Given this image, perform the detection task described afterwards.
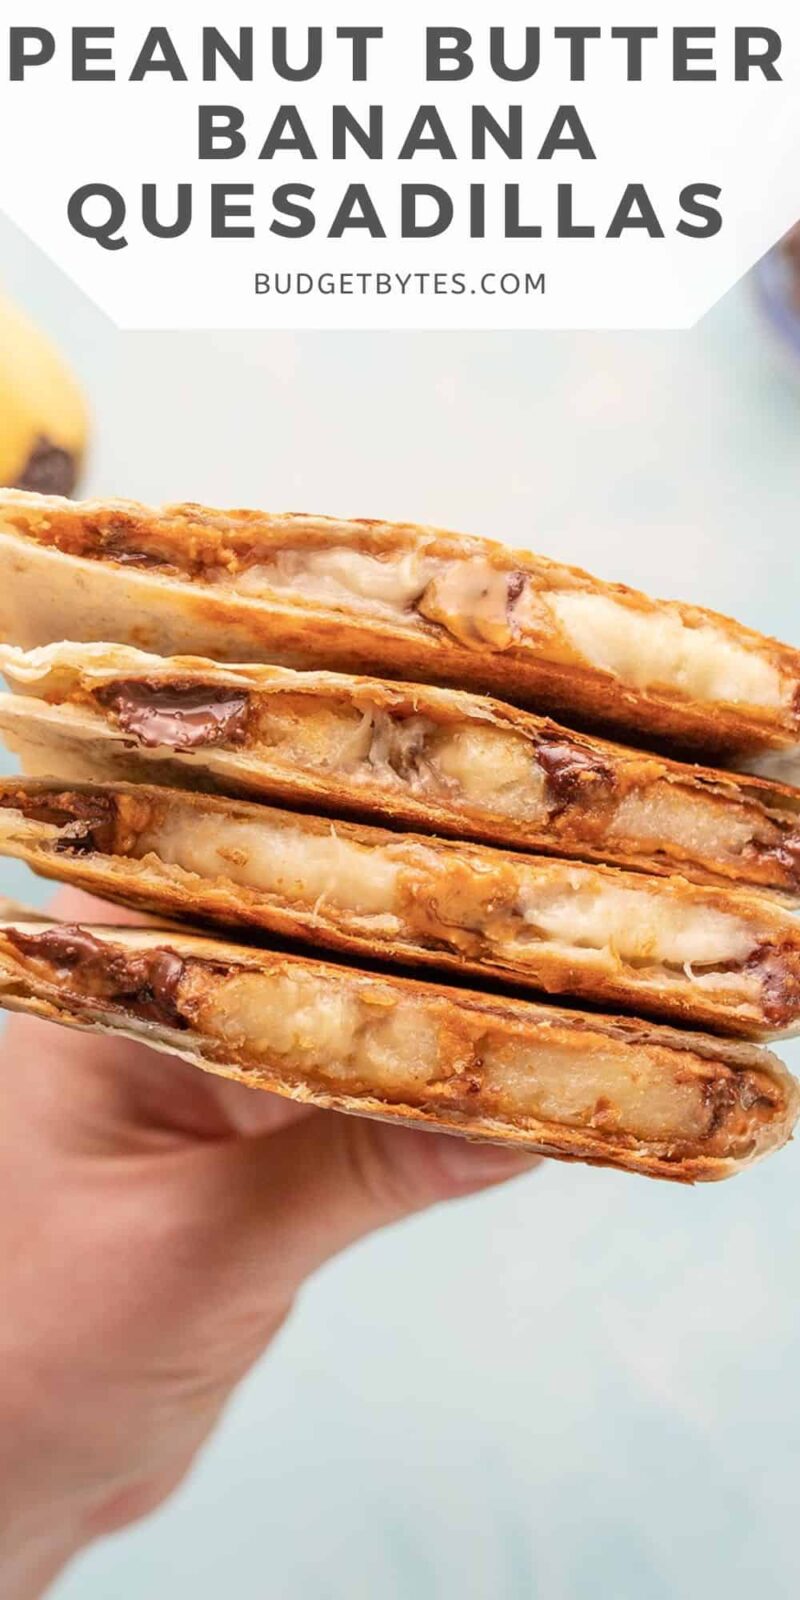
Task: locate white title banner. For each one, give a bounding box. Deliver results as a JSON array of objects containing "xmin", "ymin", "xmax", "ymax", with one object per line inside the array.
[{"xmin": 0, "ymin": 1, "xmax": 798, "ymax": 329}]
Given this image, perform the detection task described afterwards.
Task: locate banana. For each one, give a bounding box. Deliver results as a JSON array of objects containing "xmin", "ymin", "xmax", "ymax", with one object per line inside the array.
[{"xmin": 0, "ymin": 290, "xmax": 88, "ymax": 496}]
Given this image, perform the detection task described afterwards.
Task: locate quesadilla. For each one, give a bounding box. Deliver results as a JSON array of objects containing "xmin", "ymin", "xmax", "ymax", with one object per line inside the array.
[
  {"xmin": 1, "ymin": 777, "xmax": 798, "ymax": 1039},
  {"xmin": 2, "ymin": 643, "xmax": 799, "ymax": 904},
  {"xmin": 0, "ymin": 908, "xmax": 795, "ymax": 1183},
  {"xmin": 0, "ymin": 492, "xmax": 796, "ymax": 776}
]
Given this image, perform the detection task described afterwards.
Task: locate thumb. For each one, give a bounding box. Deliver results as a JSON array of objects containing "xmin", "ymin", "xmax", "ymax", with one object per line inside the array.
[{"xmin": 196, "ymin": 1107, "xmax": 540, "ymax": 1293}]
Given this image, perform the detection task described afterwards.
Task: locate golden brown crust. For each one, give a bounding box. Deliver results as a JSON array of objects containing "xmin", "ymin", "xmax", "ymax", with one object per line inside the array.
[
  {"xmin": 2, "ymin": 643, "xmax": 800, "ymax": 900},
  {"xmin": 0, "ymin": 911, "xmax": 795, "ymax": 1184},
  {"xmin": 1, "ymin": 775, "xmax": 799, "ymax": 1039},
  {"xmin": 0, "ymin": 493, "xmax": 797, "ymax": 770}
]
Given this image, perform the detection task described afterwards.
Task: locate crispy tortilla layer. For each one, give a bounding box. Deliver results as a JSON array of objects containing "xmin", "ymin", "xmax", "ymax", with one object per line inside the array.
[
  {"xmin": 0, "ymin": 494, "xmax": 797, "ymax": 763},
  {"xmin": 2, "ymin": 781, "xmax": 800, "ymax": 1038},
  {"xmin": 1, "ymin": 643, "xmax": 799, "ymax": 899},
  {"xmin": 0, "ymin": 919, "xmax": 796, "ymax": 1181}
]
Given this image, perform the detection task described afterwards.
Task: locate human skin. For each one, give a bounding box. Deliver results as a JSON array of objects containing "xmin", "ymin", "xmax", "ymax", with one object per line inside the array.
[{"xmin": 0, "ymin": 889, "xmax": 539, "ymax": 1599}]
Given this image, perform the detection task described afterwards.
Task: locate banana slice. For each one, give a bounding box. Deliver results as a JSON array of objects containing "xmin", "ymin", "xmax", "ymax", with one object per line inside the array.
[{"xmin": 0, "ymin": 290, "xmax": 88, "ymax": 495}]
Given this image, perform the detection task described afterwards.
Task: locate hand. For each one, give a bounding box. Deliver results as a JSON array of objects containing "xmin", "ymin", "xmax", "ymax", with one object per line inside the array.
[{"xmin": 0, "ymin": 890, "xmax": 538, "ymax": 1599}]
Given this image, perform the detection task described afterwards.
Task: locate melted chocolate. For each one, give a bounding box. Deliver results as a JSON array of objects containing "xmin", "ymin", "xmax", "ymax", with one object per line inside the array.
[
  {"xmin": 700, "ymin": 1069, "xmax": 778, "ymax": 1139},
  {"xmin": 103, "ymin": 542, "xmax": 165, "ymax": 568},
  {"xmin": 0, "ymin": 789, "xmax": 117, "ymax": 854},
  {"xmin": 699, "ymin": 1074, "xmax": 741, "ymax": 1138},
  {"xmin": 745, "ymin": 943, "xmax": 800, "ymax": 1029},
  {"xmin": 94, "ymin": 680, "xmax": 250, "ymax": 751},
  {"xmin": 6, "ymin": 925, "xmax": 188, "ymax": 1029},
  {"xmin": 506, "ymin": 571, "xmax": 527, "ymax": 608},
  {"xmin": 768, "ymin": 832, "xmax": 800, "ymax": 891},
  {"xmin": 14, "ymin": 435, "xmax": 79, "ymax": 497},
  {"xmin": 536, "ymin": 740, "xmax": 615, "ymax": 807}
]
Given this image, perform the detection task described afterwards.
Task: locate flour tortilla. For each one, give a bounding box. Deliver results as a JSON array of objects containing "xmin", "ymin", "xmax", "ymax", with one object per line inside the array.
[
  {"xmin": 0, "ymin": 907, "xmax": 796, "ymax": 1183},
  {"xmin": 0, "ymin": 492, "xmax": 797, "ymax": 774},
  {"xmin": 1, "ymin": 642, "xmax": 799, "ymax": 902},
  {"xmin": 1, "ymin": 775, "xmax": 799, "ymax": 1040}
]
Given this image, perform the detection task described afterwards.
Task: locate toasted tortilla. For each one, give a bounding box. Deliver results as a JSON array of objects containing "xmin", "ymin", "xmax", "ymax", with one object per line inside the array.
[
  {"xmin": 2, "ymin": 642, "xmax": 800, "ymax": 904},
  {"xmin": 1, "ymin": 776, "xmax": 799, "ymax": 1040},
  {"xmin": 0, "ymin": 908, "xmax": 795, "ymax": 1183},
  {"xmin": 0, "ymin": 492, "xmax": 797, "ymax": 774}
]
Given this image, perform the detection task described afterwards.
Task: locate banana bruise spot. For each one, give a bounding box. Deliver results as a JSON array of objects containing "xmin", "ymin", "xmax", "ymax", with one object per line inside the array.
[{"xmin": 13, "ymin": 436, "xmax": 80, "ymax": 498}]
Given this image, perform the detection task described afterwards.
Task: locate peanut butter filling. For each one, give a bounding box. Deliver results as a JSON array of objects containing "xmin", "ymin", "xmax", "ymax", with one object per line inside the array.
[
  {"xmin": 11, "ymin": 504, "xmax": 794, "ymax": 716},
  {"xmin": 3, "ymin": 785, "xmax": 800, "ymax": 1031},
  {"xmin": 1, "ymin": 637, "xmax": 799, "ymax": 897},
  {"xmin": 82, "ymin": 681, "xmax": 800, "ymax": 893},
  {"xmin": 1, "ymin": 923, "xmax": 790, "ymax": 1164}
]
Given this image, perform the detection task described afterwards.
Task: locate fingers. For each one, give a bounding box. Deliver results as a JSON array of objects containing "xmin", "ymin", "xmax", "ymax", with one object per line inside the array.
[
  {"xmin": 8, "ymin": 888, "xmax": 311, "ymax": 1142},
  {"xmin": 193, "ymin": 1106, "xmax": 540, "ymax": 1293},
  {"xmin": 27, "ymin": 884, "xmax": 540, "ymax": 1289}
]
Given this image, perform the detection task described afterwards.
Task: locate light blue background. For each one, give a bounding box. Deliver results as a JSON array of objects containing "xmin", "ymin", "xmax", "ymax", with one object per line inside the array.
[{"xmin": 1, "ymin": 214, "xmax": 798, "ymax": 1599}]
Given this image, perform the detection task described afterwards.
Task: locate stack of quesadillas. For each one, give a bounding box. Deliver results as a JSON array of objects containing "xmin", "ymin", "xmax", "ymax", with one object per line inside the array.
[{"xmin": 0, "ymin": 489, "xmax": 797, "ymax": 1182}]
